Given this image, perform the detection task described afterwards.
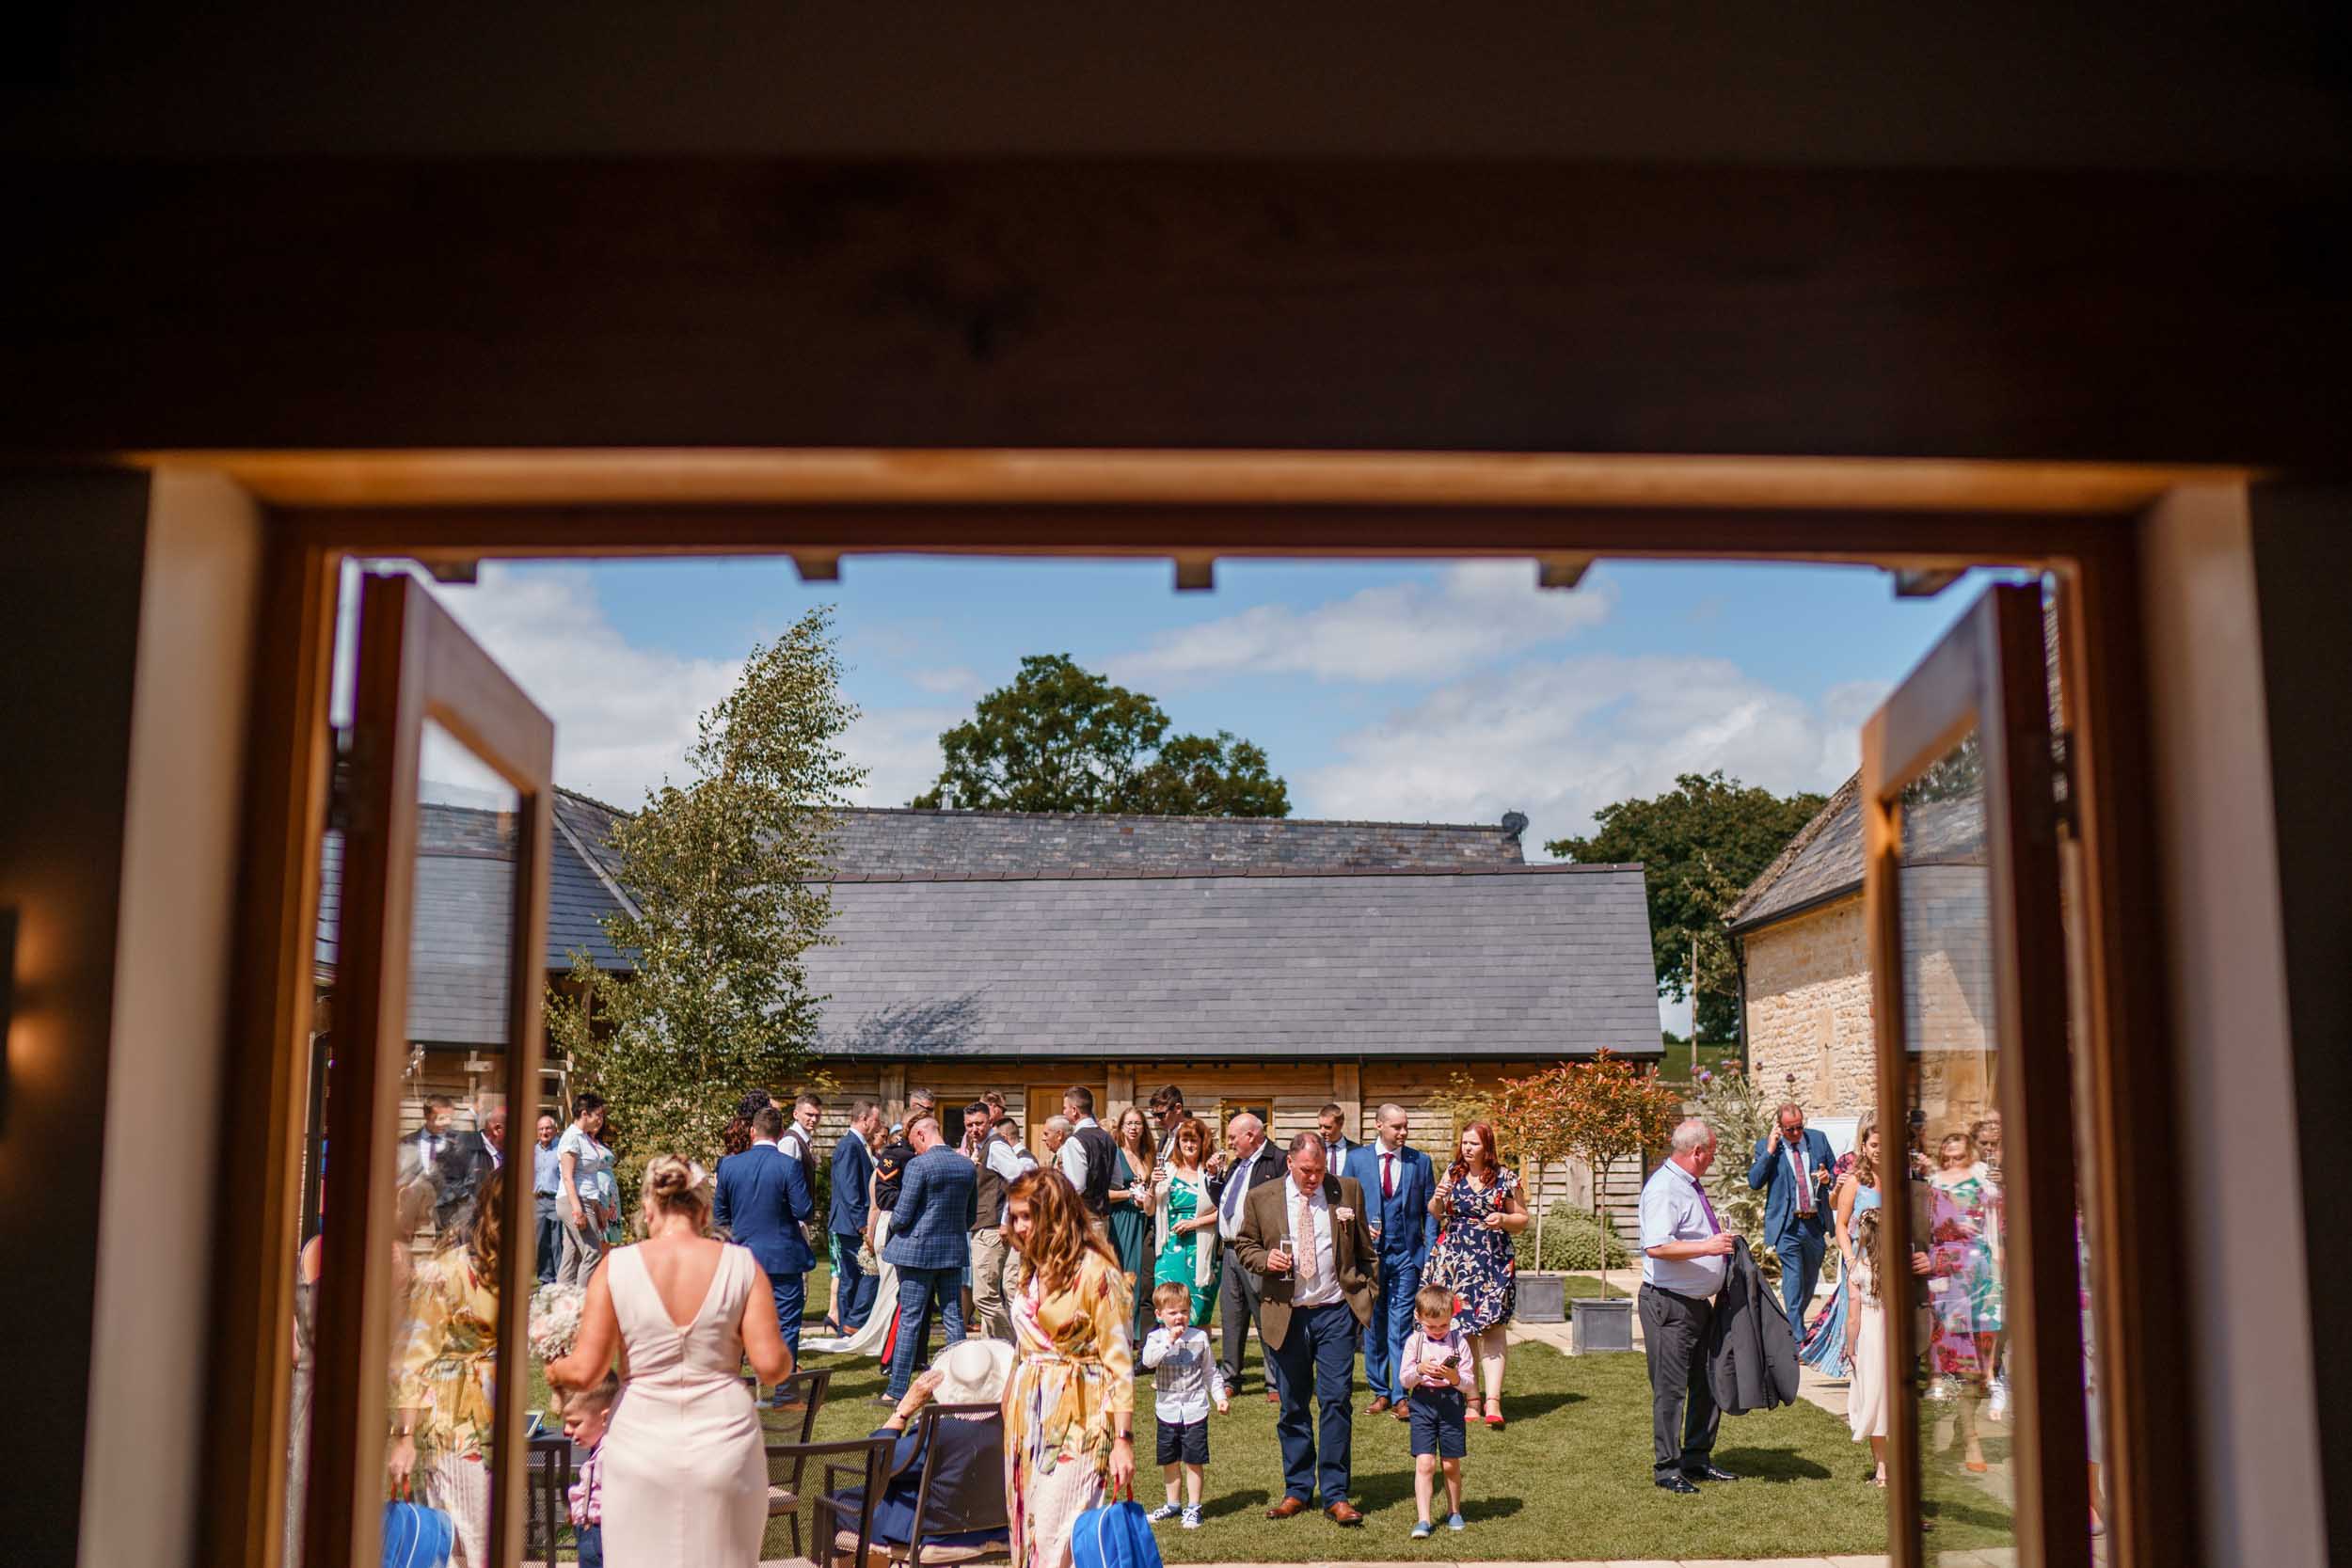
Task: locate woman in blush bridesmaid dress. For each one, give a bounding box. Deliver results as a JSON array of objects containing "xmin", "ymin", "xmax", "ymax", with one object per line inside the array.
[{"xmin": 551, "ymin": 1154, "xmax": 794, "ymax": 1568}]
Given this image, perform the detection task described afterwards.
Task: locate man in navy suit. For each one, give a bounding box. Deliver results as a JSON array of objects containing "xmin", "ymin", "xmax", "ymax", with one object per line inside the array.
[
  {"xmin": 882, "ymin": 1112, "xmax": 978, "ymax": 1401},
  {"xmin": 1343, "ymin": 1102, "xmax": 1439, "ymax": 1415},
  {"xmin": 1747, "ymin": 1101, "xmax": 1838, "ymax": 1332},
  {"xmin": 832, "ymin": 1098, "xmax": 884, "ymax": 1330},
  {"xmin": 715, "ymin": 1104, "xmax": 818, "ymax": 1366}
]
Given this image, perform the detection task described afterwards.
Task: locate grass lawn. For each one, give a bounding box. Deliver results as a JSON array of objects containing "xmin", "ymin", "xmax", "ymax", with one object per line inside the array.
[{"xmin": 526, "ymin": 1264, "xmax": 2013, "ymax": 1560}]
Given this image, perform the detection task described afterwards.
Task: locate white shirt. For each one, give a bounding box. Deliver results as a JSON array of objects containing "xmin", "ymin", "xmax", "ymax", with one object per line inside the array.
[
  {"xmin": 1785, "ymin": 1140, "xmax": 1815, "ymax": 1213},
  {"xmin": 1139, "ymin": 1326, "xmax": 1228, "ymax": 1422},
  {"xmin": 1640, "ymin": 1158, "xmax": 1727, "ymax": 1296},
  {"xmin": 983, "ymin": 1135, "xmax": 1028, "ymax": 1225},
  {"xmin": 1282, "ymin": 1175, "xmax": 1343, "ymax": 1309},
  {"xmin": 1217, "ymin": 1144, "xmax": 1266, "ymax": 1242},
  {"xmin": 1057, "ymin": 1116, "xmax": 1099, "ymax": 1192},
  {"xmin": 780, "ymin": 1122, "xmax": 814, "ymax": 1164}
]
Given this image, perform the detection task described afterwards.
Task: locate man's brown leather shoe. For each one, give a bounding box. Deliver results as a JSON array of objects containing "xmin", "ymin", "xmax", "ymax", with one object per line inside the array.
[
  {"xmin": 1326, "ymin": 1501, "xmax": 1365, "ymax": 1527},
  {"xmin": 1366, "ymin": 1396, "xmax": 1392, "ymax": 1415},
  {"xmin": 1265, "ymin": 1496, "xmax": 1310, "ymax": 1520}
]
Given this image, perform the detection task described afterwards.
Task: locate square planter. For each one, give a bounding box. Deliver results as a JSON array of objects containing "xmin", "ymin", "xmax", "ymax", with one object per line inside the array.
[
  {"xmin": 1517, "ymin": 1272, "xmax": 1567, "ymax": 1323},
  {"xmin": 1570, "ymin": 1294, "xmax": 1636, "ymax": 1353}
]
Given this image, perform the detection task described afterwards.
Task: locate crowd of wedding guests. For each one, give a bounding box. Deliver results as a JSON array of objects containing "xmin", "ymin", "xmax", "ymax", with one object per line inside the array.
[{"xmin": 346, "ymin": 1078, "xmax": 2024, "ymax": 1568}]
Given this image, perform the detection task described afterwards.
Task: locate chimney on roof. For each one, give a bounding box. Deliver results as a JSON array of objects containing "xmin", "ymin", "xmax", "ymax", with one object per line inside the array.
[{"xmin": 1500, "ymin": 811, "xmax": 1529, "ymax": 838}]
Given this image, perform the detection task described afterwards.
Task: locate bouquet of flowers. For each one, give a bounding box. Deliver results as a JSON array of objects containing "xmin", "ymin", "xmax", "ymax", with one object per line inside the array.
[{"xmin": 529, "ymin": 1282, "xmax": 586, "ymax": 1364}]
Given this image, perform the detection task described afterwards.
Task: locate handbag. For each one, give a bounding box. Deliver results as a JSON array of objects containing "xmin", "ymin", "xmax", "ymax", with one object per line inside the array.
[{"xmin": 382, "ymin": 1497, "xmax": 454, "ymax": 1568}]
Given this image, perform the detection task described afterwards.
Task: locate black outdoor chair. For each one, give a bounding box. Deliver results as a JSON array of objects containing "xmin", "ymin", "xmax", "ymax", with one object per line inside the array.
[
  {"xmin": 757, "ymin": 1363, "xmax": 834, "ymax": 1446},
  {"xmin": 766, "ymin": 1433, "xmax": 895, "ymax": 1568},
  {"xmin": 886, "ymin": 1402, "xmax": 1011, "ymax": 1568}
]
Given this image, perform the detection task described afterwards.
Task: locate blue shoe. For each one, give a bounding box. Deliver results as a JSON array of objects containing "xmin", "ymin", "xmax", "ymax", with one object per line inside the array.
[
  {"xmin": 1409, "ymin": 1521, "xmax": 1433, "ymax": 1540},
  {"xmin": 1447, "ymin": 1513, "xmax": 1466, "ymax": 1532}
]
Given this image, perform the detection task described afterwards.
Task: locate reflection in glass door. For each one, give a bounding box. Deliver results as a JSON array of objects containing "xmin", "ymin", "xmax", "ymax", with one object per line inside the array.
[{"xmin": 1862, "ymin": 584, "xmax": 2093, "ymax": 1568}]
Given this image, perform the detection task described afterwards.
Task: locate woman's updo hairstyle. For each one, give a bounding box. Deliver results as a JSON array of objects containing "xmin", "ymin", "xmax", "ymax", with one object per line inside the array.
[{"xmin": 641, "ymin": 1153, "xmax": 712, "ymax": 1232}]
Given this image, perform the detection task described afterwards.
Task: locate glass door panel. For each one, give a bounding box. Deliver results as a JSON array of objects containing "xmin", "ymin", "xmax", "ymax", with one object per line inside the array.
[
  {"xmin": 294, "ymin": 572, "xmax": 553, "ymax": 1568},
  {"xmin": 1863, "ymin": 584, "xmax": 2090, "ymax": 1568}
]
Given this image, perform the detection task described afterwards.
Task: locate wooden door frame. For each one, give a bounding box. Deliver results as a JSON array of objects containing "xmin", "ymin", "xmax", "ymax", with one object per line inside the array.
[
  {"xmin": 201, "ymin": 483, "xmax": 2188, "ymax": 1568},
  {"xmin": 1860, "ymin": 584, "xmax": 2090, "ymax": 1568}
]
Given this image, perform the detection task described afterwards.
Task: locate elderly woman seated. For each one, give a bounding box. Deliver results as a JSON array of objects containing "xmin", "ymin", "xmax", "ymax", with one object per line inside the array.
[{"xmin": 832, "ymin": 1338, "xmax": 1015, "ymax": 1564}]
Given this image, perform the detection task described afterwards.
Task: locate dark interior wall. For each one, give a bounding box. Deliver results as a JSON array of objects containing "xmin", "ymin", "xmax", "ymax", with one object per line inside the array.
[
  {"xmin": 5, "ymin": 2, "xmax": 2349, "ymax": 166},
  {"xmin": 2249, "ymin": 486, "xmax": 2352, "ymax": 1568},
  {"xmin": 0, "ymin": 470, "xmax": 151, "ymax": 1562}
]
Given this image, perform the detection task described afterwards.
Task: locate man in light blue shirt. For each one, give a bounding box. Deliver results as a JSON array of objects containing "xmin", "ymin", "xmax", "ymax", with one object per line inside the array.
[
  {"xmin": 532, "ymin": 1114, "xmax": 563, "ymax": 1284},
  {"xmin": 1638, "ymin": 1117, "xmax": 1737, "ymax": 1494}
]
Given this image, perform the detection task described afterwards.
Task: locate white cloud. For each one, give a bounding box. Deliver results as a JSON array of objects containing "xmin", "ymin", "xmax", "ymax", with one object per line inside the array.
[
  {"xmin": 907, "ymin": 665, "xmax": 982, "ymax": 698},
  {"xmin": 841, "ymin": 706, "xmax": 960, "ymax": 808},
  {"xmin": 1106, "ymin": 562, "xmax": 1612, "ymax": 689},
  {"xmin": 333, "ymin": 563, "xmax": 961, "ymax": 814},
  {"xmin": 1297, "ymin": 652, "xmax": 1867, "ymax": 855}
]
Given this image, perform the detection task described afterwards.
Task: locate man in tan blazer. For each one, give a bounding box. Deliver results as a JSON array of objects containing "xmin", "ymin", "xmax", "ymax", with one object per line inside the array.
[{"xmin": 1234, "ymin": 1132, "xmax": 1378, "ymax": 1526}]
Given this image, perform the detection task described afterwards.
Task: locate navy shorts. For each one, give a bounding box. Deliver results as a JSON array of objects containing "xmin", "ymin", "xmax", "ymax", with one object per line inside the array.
[
  {"xmin": 1408, "ymin": 1386, "xmax": 1468, "ymax": 1459},
  {"xmin": 1156, "ymin": 1417, "xmax": 1209, "ymax": 1466}
]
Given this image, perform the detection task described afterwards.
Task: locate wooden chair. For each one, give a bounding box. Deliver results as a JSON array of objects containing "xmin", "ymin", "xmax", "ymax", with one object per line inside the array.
[
  {"xmin": 886, "ymin": 1402, "xmax": 1011, "ymax": 1568},
  {"xmin": 759, "ymin": 1363, "xmax": 834, "ymax": 1447}
]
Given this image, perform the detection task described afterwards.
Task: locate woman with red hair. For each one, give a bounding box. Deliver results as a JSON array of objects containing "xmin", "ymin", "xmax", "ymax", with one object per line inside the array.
[{"xmin": 1423, "ymin": 1121, "xmax": 1529, "ymax": 1429}]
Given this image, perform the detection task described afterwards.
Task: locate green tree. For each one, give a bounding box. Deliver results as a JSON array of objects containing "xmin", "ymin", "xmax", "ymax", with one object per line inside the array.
[
  {"xmin": 1545, "ymin": 1052, "xmax": 1687, "ymax": 1296},
  {"xmin": 547, "ymin": 607, "xmax": 866, "ymax": 1207},
  {"xmin": 1548, "ymin": 771, "xmax": 1825, "ymax": 1042},
  {"xmin": 912, "ymin": 654, "xmax": 1289, "ymax": 816}
]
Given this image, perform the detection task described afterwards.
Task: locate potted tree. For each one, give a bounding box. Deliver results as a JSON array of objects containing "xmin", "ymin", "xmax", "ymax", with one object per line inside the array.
[
  {"xmin": 1490, "ymin": 1069, "xmax": 1573, "ymax": 1322},
  {"xmin": 1555, "ymin": 1050, "xmax": 1686, "ymax": 1353}
]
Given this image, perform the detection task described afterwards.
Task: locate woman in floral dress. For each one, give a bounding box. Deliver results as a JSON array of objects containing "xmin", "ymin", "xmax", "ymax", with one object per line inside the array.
[
  {"xmin": 1151, "ymin": 1117, "xmax": 1218, "ymax": 1327},
  {"xmin": 1002, "ymin": 1167, "xmax": 1136, "ymax": 1568},
  {"xmin": 1800, "ymin": 1114, "xmax": 1884, "ymax": 1379},
  {"xmin": 1927, "ymin": 1130, "xmax": 2003, "ymax": 1472},
  {"xmin": 1423, "ymin": 1121, "xmax": 1529, "ymax": 1429},
  {"xmin": 389, "ymin": 1167, "xmax": 504, "ymax": 1566}
]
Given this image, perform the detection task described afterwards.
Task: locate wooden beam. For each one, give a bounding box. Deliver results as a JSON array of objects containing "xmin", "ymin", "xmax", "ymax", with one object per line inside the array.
[{"xmin": 5, "ymin": 160, "xmax": 2345, "ymax": 463}]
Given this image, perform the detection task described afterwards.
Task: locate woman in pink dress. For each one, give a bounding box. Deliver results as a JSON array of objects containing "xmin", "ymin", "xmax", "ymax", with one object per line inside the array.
[{"xmin": 551, "ymin": 1154, "xmax": 794, "ymax": 1567}]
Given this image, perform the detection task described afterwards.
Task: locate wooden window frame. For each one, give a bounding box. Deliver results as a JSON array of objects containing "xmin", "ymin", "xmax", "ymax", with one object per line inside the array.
[{"xmin": 202, "ymin": 484, "xmax": 2186, "ymax": 1568}]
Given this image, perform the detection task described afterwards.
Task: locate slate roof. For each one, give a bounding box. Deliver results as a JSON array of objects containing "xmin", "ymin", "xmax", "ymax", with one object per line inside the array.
[
  {"xmin": 821, "ymin": 807, "xmax": 1527, "ymax": 875},
  {"xmin": 1724, "ymin": 773, "xmax": 1986, "ymax": 936},
  {"xmin": 803, "ymin": 863, "xmax": 1661, "ymax": 1061},
  {"xmin": 314, "ymin": 793, "xmax": 637, "ymax": 1047}
]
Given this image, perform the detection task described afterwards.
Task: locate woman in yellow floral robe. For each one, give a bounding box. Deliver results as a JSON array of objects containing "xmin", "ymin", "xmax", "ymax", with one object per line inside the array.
[
  {"xmin": 1002, "ymin": 1167, "xmax": 1136, "ymax": 1568},
  {"xmin": 389, "ymin": 1169, "xmax": 503, "ymax": 1566}
]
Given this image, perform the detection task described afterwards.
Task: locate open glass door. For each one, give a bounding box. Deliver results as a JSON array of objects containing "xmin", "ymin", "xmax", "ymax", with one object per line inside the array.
[
  {"xmin": 297, "ymin": 573, "xmax": 554, "ymax": 1568},
  {"xmin": 1861, "ymin": 582, "xmax": 2092, "ymax": 1568}
]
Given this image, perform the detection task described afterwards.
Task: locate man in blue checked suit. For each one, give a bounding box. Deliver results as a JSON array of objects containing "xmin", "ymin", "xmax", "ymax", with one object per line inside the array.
[
  {"xmin": 715, "ymin": 1105, "xmax": 818, "ymax": 1372},
  {"xmin": 1343, "ymin": 1102, "xmax": 1439, "ymax": 1414},
  {"xmin": 881, "ymin": 1112, "xmax": 977, "ymax": 1401},
  {"xmin": 1747, "ymin": 1101, "xmax": 1838, "ymax": 1333}
]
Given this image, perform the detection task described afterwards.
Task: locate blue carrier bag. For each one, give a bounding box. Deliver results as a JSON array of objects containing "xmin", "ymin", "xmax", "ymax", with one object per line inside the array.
[{"xmin": 1071, "ymin": 1495, "xmax": 1162, "ymax": 1568}]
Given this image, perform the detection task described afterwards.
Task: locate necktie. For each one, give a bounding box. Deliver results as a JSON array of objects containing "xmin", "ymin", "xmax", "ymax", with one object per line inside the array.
[
  {"xmin": 1692, "ymin": 1171, "xmax": 1722, "ymax": 1232},
  {"xmin": 1791, "ymin": 1144, "xmax": 1813, "ymax": 1212},
  {"xmin": 1221, "ymin": 1155, "xmax": 1249, "ymax": 1224},
  {"xmin": 1293, "ymin": 1190, "xmax": 1319, "ymax": 1291},
  {"xmin": 1382, "ymin": 1151, "xmax": 1395, "ymax": 1200}
]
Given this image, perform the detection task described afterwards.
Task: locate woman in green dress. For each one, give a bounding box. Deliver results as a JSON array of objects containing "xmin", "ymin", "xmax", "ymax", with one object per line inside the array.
[
  {"xmin": 1151, "ymin": 1116, "xmax": 1218, "ymax": 1327},
  {"xmin": 1106, "ymin": 1106, "xmax": 1159, "ymax": 1347}
]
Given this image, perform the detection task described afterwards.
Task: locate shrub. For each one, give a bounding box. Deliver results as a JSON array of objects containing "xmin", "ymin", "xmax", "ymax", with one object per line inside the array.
[{"xmin": 1515, "ymin": 1202, "xmax": 1632, "ymax": 1273}]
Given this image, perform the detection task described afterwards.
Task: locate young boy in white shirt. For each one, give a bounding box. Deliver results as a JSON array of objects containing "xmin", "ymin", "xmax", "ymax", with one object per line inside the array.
[
  {"xmin": 1400, "ymin": 1284, "xmax": 1472, "ymax": 1537},
  {"xmin": 1140, "ymin": 1280, "xmax": 1230, "ymax": 1528}
]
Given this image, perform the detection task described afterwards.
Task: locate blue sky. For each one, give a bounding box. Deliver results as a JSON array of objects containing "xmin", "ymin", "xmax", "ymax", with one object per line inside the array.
[{"xmin": 415, "ymin": 553, "xmax": 2021, "ymax": 855}]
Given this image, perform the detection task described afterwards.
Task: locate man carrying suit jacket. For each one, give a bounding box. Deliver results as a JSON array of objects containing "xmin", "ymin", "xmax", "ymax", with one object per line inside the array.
[
  {"xmin": 1746, "ymin": 1101, "xmax": 1838, "ymax": 1333},
  {"xmin": 1342, "ymin": 1102, "xmax": 1438, "ymax": 1414},
  {"xmin": 881, "ymin": 1112, "xmax": 978, "ymax": 1401},
  {"xmin": 1209, "ymin": 1112, "xmax": 1287, "ymax": 1398},
  {"xmin": 1235, "ymin": 1132, "xmax": 1377, "ymax": 1527},
  {"xmin": 832, "ymin": 1099, "xmax": 884, "ymax": 1331},
  {"xmin": 715, "ymin": 1105, "xmax": 818, "ymax": 1367}
]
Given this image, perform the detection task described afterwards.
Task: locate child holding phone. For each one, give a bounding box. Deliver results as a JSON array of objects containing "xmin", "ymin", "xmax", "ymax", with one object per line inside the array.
[{"xmin": 1399, "ymin": 1284, "xmax": 1471, "ymax": 1537}]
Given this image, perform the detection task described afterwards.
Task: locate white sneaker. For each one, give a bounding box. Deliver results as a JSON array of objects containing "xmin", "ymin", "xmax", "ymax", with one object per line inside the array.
[
  {"xmin": 1146, "ymin": 1503, "xmax": 1180, "ymax": 1523},
  {"xmin": 1181, "ymin": 1506, "xmax": 1201, "ymax": 1530}
]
